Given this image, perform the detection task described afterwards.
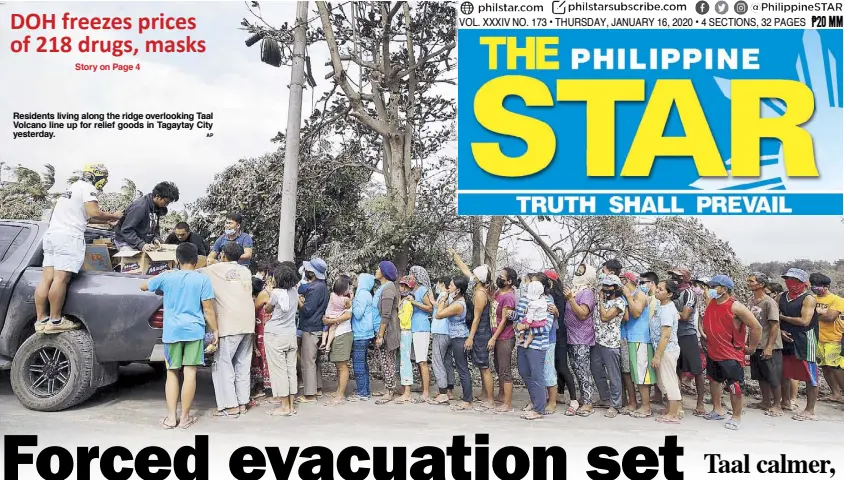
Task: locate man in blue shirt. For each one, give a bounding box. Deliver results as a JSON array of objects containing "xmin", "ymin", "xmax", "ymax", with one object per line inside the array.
[
  {"xmin": 208, "ymin": 213, "xmax": 254, "ymax": 267},
  {"xmin": 141, "ymin": 243, "xmax": 218, "ymax": 430},
  {"xmin": 298, "ymin": 257, "xmax": 329, "ymax": 402}
]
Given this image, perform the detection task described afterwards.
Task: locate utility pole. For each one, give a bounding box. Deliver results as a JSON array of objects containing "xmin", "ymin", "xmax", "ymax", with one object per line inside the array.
[{"xmin": 277, "ymin": 1, "xmax": 308, "ymax": 262}]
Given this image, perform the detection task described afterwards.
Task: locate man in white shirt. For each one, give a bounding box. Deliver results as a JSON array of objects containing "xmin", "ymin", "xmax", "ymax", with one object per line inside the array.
[
  {"xmin": 35, "ymin": 164, "xmax": 123, "ymax": 333},
  {"xmin": 201, "ymin": 242, "xmax": 256, "ymax": 418}
]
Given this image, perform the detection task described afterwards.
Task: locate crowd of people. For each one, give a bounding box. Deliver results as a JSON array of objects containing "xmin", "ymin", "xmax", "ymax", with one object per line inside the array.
[{"xmin": 33, "ymin": 165, "xmax": 844, "ymax": 431}]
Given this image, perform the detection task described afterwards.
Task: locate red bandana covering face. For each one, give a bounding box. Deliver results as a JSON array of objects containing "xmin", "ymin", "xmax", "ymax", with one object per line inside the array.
[{"xmin": 784, "ymin": 278, "xmax": 806, "ymax": 297}]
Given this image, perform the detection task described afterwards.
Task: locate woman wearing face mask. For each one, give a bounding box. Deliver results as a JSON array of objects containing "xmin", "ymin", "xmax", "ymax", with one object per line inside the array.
[
  {"xmin": 563, "ymin": 264, "xmax": 598, "ymax": 417},
  {"xmin": 447, "ymin": 249, "xmax": 495, "ymax": 409},
  {"xmin": 592, "ymin": 274, "xmax": 627, "ymax": 418},
  {"xmin": 488, "ymin": 267, "xmax": 521, "ymax": 413},
  {"xmin": 435, "ymin": 276, "xmax": 473, "ymax": 410}
]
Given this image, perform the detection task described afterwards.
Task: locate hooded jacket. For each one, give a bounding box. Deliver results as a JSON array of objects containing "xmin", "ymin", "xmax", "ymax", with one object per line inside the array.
[
  {"xmin": 352, "ymin": 273, "xmax": 377, "ymax": 341},
  {"xmin": 115, "ymin": 194, "xmax": 167, "ymax": 250}
]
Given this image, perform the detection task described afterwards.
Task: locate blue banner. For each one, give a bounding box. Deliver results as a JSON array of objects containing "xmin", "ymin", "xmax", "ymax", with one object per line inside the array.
[{"xmin": 457, "ymin": 29, "xmax": 844, "ymax": 215}]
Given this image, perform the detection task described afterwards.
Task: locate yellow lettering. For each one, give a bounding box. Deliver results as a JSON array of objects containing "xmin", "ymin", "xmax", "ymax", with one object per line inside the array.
[
  {"xmin": 556, "ymin": 80, "xmax": 644, "ymax": 176},
  {"xmin": 479, "ymin": 37, "xmax": 506, "ymax": 70},
  {"xmin": 535, "ymin": 37, "xmax": 560, "ymax": 70},
  {"xmin": 507, "ymin": 37, "xmax": 535, "ymax": 70},
  {"xmin": 624, "ymin": 80, "xmax": 725, "ymax": 177},
  {"xmin": 731, "ymin": 80, "xmax": 817, "ymax": 176},
  {"xmin": 472, "ymin": 76, "xmax": 556, "ymax": 177}
]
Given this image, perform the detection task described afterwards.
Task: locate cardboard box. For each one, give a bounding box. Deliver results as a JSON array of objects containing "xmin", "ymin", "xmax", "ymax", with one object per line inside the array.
[
  {"xmin": 114, "ymin": 245, "xmax": 177, "ymax": 275},
  {"xmin": 92, "ymin": 238, "xmax": 115, "ymax": 249},
  {"xmin": 112, "ymin": 244, "xmax": 207, "ymax": 275},
  {"xmin": 82, "ymin": 245, "xmax": 112, "ymax": 272}
]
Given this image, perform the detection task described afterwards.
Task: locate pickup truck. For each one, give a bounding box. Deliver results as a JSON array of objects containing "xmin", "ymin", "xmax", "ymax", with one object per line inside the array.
[{"xmin": 0, "ymin": 220, "xmax": 168, "ymax": 411}]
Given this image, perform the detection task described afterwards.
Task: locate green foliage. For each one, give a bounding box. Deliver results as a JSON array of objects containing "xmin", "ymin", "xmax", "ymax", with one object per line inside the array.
[{"xmin": 0, "ymin": 164, "xmax": 55, "ymax": 220}]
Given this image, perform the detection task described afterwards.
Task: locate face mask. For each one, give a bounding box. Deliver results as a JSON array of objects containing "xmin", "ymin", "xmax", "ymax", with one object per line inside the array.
[
  {"xmin": 692, "ymin": 286, "xmax": 703, "ymax": 296},
  {"xmin": 598, "ymin": 272, "xmax": 607, "ymax": 281},
  {"xmin": 602, "ymin": 289, "xmax": 614, "ymax": 297},
  {"xmin": 496, "ymin": 278, "xmax": 506, "ymax": 289},
  {"xmin": 784, "ymin": 279, "xmax": 805, "ymax": 296},
  {"xmin": 708, "ymin": 289, "xmax": 720, "ymax": 299},
  {"xmin": 811, "ymin": 286, "xmax": 826, "ymax": 295},
  {"xmin": 224, "ymin": 228, "xmax": 236, "ymax": 236},
  {"xmin": 638, "ymin": 284, "xmax": 650, "ymax": 294}
]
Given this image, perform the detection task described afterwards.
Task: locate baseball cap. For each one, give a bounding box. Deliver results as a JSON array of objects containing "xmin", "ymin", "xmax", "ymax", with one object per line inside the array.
[
  {"xmin": 600, "ymin": 274, "xmax": 622, "ymax": 287},
  {"xmin": 708, "ymin": 275, "xmax": 735, "ymax": 290},
  {"xmin": 543, "ymin": 270, "xmax": 559, "ymax": 281},
  {"xmin": 621, "ymin": 272, "xmax": 639, "ymax": 284},
  {"xmin": 399, "ymin": 275, "xmax": 416, "ymax": 289},
  {"xmin": 781, "ymin": 268, "xmax": 808, "ymax": 283}
]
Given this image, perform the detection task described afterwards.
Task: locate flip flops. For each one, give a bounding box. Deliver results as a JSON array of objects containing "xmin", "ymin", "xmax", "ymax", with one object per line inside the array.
[
  {"xmin": 724, "ymin": 419, "xmax": 741, "ymax": 430},
  {"xmin": 630, "ymin": 410, "xmax": 652, "ymax": 419},
  {"xmin": 702, "ymin": 411, "xmax": 727, "ymax": 421},
  {"xmin": 565, "ymin": 406, "xmax": 577, "ymax": 416},
  {"xmin": 576, "ymin": 407, "xmax": 595, "ymax": 417},
  {"xmin": 209, "ymin": 409, "xmax": 239, "ymax": 419},
  {"xmin": 656, "ymin": 416, "xmax": 681, "ymax": 424},
  {"xmin": 604, "ymin": 408, "xmax": 619, "ymax": 418},
  {"xmin": 179, "ymin": 416, "xmax": 198, "ymax": 429},
  {"xmin": 159, "ymin": 417, "xmax": 178, "ymax": 429},
  {"xmin": 426, "ymin": 397, "xmax": 449, "ymax": 406},
  {"xmin": 764, "ymin": 409, "xmax": 784, "ymax": 417},
  {"xmin": 792, "ymin": 412, "xmax": 818, "ymax": 422}
]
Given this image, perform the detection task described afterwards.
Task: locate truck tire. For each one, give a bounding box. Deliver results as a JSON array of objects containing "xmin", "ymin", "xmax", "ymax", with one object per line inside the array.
[{"xmin": 10, "ymin": 330, "xmax": 98, "ymax": 412}]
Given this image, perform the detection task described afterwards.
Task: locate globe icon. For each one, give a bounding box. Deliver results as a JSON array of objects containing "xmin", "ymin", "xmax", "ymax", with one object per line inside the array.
[{"xmin": 460, "ymin": 2, "xmax": 474, "ymax": 14}]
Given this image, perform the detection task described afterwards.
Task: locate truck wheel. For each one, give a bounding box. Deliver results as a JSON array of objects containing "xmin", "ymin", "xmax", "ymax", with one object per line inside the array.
[{"xmin": 10, "ymin": 330, "xmax": 97, "ymax": 412}]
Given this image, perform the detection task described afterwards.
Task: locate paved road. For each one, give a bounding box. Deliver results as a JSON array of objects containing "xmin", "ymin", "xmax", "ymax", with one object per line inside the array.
[{"xmin": 2, "ymin": 366, "xmax": 842, "ymax": 479}]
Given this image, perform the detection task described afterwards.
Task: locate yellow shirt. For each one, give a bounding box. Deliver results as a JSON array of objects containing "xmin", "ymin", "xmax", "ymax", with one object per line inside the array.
[
  {"xmin": 399, "ymin": 297, "xmax": 413, "ymax": 330},
  {"xmin": 816, "ymin": 293, "xmax": 844, "ymax": 343}
]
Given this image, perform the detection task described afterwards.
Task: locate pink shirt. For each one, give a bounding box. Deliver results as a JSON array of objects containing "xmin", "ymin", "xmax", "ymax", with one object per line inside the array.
[{"xmin": 495, "ymin": 291, "xmax": 517, "ymax": 340}]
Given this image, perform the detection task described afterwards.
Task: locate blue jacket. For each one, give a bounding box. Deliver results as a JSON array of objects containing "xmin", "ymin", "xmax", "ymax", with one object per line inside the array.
[
  {"xmin": 352, "ymin": 274, "xmax": 376, "ymax": 340},
  {"xmin": 299, "ymin": 280, "xmax": 329, "ymax": 332}
]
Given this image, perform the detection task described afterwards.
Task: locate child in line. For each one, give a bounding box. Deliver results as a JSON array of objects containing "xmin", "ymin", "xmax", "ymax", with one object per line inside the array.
[
  {"xmin": 396, "ymin": 276, "xmax": 416, "ymax": 403},
  {"xmin": 140, "ymin": 243, "xmax": 217, "ymax": 430},
  {"xmin": 521, "ymin": 281, "xmax": 547, "ymax": 348},
  {"xmin": 321, "ymin": 277, "xmax": 353, "ymax": 353}
]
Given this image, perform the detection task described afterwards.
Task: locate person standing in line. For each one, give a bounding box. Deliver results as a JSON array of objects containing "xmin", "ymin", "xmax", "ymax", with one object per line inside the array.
[
  {"xmin": 263, "ymin": 265, "xmax": 301, "ymax": 417},
  {"xmin": 810, "ymin": 273, "xmax": 844, "ymax": 404},
  {"xmin": 778, "ymin": 268, "xmax": 820, "ymax": 421},
  {"xmin": 141, "ymin": 243, "xmax": 218, "ymax": 430},
  {"xmin": 546, "ymin": 270, "xmax": 578, "ymax": 416},
  {"xmin": 513, "ymin": 276, "xmax": 554, "ymax": 421},
  {"xmin": 408, "ymin": 266, "xmax": 435, "ymax": 403},
  {"xmin": 650, "ymin": 280, "xmax": 683, "ymax": 424},
  {"xmin": 619, "ymin": 272, "xmax": 657, "ymax": 418},
  {"xmin": 435, "ymin": 276, "xmax": 473, "ymax": 411},
  {"xmin": 592, "ymin": 274, "xmax": 627, "ymax": 418},
  {"xmin": 564, "ymin": 265, "xmax": 599, "ymax": 417},
  {"xmin": 349, "ymin": 273, "xmax": 376, "ymax": 402},
  {"xmin": 373, "ymin": 261, "xmax": 401, "ymax": 405},
  {"xmin": 324, "ymin": 276, "xmax": 354, "ymax": 406},
  {"xmin": 700, "ymin": 275, "xmax": 762, "ymax": 430},
  {"xmin": 207, "ymin": 213, "xmax": 254, "ymax": 267},
  {"xmin": 666, "ymin": 268, "xmax": 706, "ymax": 417},
  {"xmin": 746, "ymin": 272, "xmax": 784, "ymax": 417},
  {"xmin": 35, "ymin": 163, "xmax": 122, "ymax": 333},
  {"xmin": 203, "ymin": 242, "xmax": 256, "ymax": 418},
  {"xmin": 488, "ymin": 268, "xmax": 520, "ymax": 413},
  {"xmin": 297, "ymin": 258, "xmax": 330, "ymax": 403},
  {"xmin": 428, "ymin": 276, "xmax": 456, "ymax": 405}
]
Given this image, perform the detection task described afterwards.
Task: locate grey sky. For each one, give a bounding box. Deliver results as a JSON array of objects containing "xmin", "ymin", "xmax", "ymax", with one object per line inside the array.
[{"xmin": 2, "ymin": 2, "xmax": 840, "ymax": 266}]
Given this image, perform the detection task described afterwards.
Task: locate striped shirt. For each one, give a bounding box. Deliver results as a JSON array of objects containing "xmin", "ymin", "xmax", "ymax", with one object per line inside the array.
[{"xmin": 513, "ymin": 295, "xmax": 553, "ymax": 351}]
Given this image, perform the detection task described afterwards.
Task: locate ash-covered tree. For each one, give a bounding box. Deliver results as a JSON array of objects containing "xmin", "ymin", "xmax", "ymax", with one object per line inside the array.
[
  {"xmin": 512, "ymin": 216, "xmax": 747, "ymax": 296},
  {"xmin": 190, "ymin": 140, "xmax": 371, "ymax": 266},
  {"xmin": 0, "ymin": 164, "xmax": 55, "ymax": 220},
  {"xmin": 241, "ymin": 1, "xmax": 457, "ymax": 272}
]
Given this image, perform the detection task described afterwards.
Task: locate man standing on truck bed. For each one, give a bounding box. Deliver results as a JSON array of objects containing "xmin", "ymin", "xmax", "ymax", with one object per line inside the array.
[
  {"xmin": 141, "ymin": 242, "xmax": 219, "ymax": 430},
  {"xmin": 35, "ymin": 163, "xmax": 123, "ymax": 334},
  {"xmin": 207, "ymin": 213, "xmax": 254, "ymax": 267},
  {"xmin": 114, "ymin": 182, "xmax": 180, "ymax": 252}
]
